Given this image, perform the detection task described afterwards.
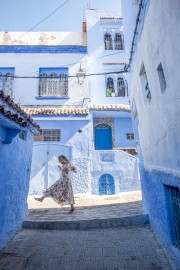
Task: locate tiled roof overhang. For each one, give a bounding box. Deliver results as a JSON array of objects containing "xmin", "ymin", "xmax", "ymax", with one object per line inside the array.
[
  {"xmin": 21, "ymin": 104, "xmax": 131, "ymax": 116},
  {"xmin": 0, "ymin": 91, "xmax": 40, "ymax": 131}
]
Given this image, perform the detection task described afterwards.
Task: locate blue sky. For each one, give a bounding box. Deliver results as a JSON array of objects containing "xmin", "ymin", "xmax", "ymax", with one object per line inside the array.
[{"xmin": 1, "ymin": 0, "xmax": 121, "ymax": 32}]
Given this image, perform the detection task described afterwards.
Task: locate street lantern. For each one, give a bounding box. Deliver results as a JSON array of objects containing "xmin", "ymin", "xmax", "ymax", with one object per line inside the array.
[{"xmin": 76, "ymin": 64, "xmax": 85, "ymax": 85}]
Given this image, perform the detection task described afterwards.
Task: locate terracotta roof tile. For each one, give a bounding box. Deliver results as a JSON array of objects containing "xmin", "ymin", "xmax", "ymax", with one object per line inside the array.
[
  {"xmin": 21, "ymin": 104, "xmax": 131, "ymax": 116},
  {"xmin": 0, "ymin": 91, "xmax": 40, "ymax": 130}
]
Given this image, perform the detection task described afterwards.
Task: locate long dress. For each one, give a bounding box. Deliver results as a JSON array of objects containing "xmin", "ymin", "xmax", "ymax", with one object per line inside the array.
[{"xmin": 43, "ymin": 163, "xmax": 76, "ymax": 205}]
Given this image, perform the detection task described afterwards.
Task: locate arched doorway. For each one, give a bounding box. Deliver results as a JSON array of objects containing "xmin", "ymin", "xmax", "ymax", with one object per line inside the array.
[
  {"xmin": 99, "ymin": 174, "xmax": 115, "ymax": 195},
  {"xmin": 95, "ymin": 124, "xmax": 112, "ymax": 150}
]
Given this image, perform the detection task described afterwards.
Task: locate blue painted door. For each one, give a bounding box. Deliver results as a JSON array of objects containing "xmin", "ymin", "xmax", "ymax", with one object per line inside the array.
[
  {"xmin": 99, "ymin": 174, "xmax": 115, "ymax": 195},
  {"xmin": 95, "ymin": 127, "xmax": 112, "ymax": 150}
]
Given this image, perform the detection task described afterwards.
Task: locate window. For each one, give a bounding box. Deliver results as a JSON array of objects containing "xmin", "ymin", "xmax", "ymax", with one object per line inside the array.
[
  {"xmin": 106, "ymin": 77, "xmax": 115, "ymax": 96},
  {"xmin": 140, "ymin": 63, "xmax": 151, "ymax": 100},
  {"xmin": 114, "ymin": 33, "xmax": 124, "ymax": 50},
  {"xmin": 34, "ymin": 129, "xmax": 61, "ymax": 141},
  {"xmin": 167, "ymin": 186, "xmax": 180, "ymax": 248},
  {"xmin": 117, "ymin": 77, "xmax": 126, "ymax": 97},
  {"xmin": 157, "ymin": 63, "xmax": 166, "ymax": 94},
  {"xmin": 0, "ymin": 68, "xmax": 14, "ymax": 97},
  {"xmin": 104, "ymin": 31, "xmax": 124, "ymax": 50},
  {"xmin": 39, "ymin": 68, "xmax": 68, "ymax": 97},
  {"xmin": 106, "ymin": 75, "xmax": 127, "ymax": 97},
  {"xmin": 104, "ymin": 33, "xmax": 113, "ymax": 50},
  {"xmin": 126, "ymin": 133, "xmax": 134, "ymax": 140}
]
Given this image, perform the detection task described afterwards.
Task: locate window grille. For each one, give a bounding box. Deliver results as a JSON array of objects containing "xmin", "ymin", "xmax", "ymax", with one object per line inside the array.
[
  {"xmin": 117, "ymin": 77, "xmax": 126, "ymax": 96},
  {"xmin": 106, "ymin": 75, "xmax": 127, "ymax": 97},
  {"xmin": 104, "ymin": 33, "xmax": 113, "ymax": 50},
  {"xmin": 39, "ymin": 68, "xmax": 68, "ymax": 97},
  {"xmin": 106, "ymin": 77, "xmax": 115, "ymax": 96},
  {"xmin": 34, "ymin": 129, "xmax": 61, "ymax": 142},
  {"xmin": 0, "ymin": 68, "xmax": 14, "ymax": 97},
  {"xmin": 114, "ymin": 33, "xmax": 124, "ymax": 50},
  {"xmin": 95, "ymin": 123, "xmax": 111, "ymax": 129},
  {"xmin": 169, "ymin": 186, "xmax": 180, "ymax": 248},
  {"xmin": 126, "ymin": 133, "xmax": 134, "ymax": 140}
]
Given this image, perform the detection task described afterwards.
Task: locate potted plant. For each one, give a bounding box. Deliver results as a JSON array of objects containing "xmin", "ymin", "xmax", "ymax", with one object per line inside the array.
[{"xmin": 106, "ymin": 89, "xmax": 111, "ymax": 97}]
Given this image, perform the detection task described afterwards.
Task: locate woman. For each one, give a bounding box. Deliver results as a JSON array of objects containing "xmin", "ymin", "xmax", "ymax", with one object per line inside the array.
[{"xmin": 34, "ymin": 155, "xmax": 76, "ymax": 213}]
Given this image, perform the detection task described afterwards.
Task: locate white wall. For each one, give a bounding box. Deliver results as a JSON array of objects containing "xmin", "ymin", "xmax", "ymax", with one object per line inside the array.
[
  {"xmin": 130, "ymin": 0, "xmax": 180, "ymax": 172},
  {"xmin": 86, "ymin": 9, "xmax": 130, "ymax": 105},
  {"xmin": 0, "ymin": 32, "xmax": 84, "ymax": 46},
  {"xmin": 0, "ymin": 53, "xmax": 89, "ymax": 106}
]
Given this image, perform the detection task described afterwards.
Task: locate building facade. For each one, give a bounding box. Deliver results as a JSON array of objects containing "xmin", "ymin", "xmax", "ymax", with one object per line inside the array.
[
  {"xmin": 122, "ymin": 0, "xmax": 180, "ymax": 268},
  {"xmin": 0, "ymin": 9, "xmax": 140, "ymax": 196},
  {"xmin": 0, "ymin": 91, "xmax": 39, "ymax": 251}
]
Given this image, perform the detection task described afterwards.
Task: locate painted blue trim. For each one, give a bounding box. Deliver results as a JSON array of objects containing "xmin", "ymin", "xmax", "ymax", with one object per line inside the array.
[
  {"xmin": 35, "ymin": 96, "xmax": 70, "ymax": 100},
  {"xmin": 0, "ymin": 46, "xmax": 87, "ymax": 54}
]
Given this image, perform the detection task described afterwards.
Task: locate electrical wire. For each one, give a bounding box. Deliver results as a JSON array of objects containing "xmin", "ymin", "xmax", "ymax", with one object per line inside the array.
[
  {"xmin": 19, "ymin": 0, "xmax": 71, "ymax": 39},
  {"xmin": 0, "ymin": 69, "xmax": 126, "ymax": 79},
  {"xmin": 2, "ymin": 2, "xmax": 144, "ymax": 78},
  {"xmin": 15, "ymin": 51, "xmax": 126, "ymax": 77}
]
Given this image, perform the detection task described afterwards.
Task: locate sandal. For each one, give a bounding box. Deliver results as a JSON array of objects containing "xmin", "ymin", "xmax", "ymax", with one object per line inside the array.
[
  {"xmin": 34, "ymin": 197, "xmax": 43, "ymax": 202},
  {"xmin": 69, "ymin": 208, "xmax": 75, "ymax": 214}
]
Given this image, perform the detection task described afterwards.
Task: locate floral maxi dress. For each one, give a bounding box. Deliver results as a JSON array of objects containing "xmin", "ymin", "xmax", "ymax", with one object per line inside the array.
[{"xmin": 43, "ymin": 163, "xmax": 76, "ymax": 205}]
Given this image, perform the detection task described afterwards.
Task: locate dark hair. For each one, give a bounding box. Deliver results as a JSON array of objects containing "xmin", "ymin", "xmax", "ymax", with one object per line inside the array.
[{"xmin": 58, "ymin": 155, "xmax": 69, "ymax": 164}]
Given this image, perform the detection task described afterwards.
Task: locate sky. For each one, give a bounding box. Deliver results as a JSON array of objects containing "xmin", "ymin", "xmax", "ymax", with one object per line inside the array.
[{"xmin": 1, "ymin": 0, "xmax": 121, "ymax": 32}]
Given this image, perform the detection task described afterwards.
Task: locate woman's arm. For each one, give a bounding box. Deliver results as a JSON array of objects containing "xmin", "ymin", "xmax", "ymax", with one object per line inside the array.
[{"xmin": 70, "ymin": 165, "xmax": 77, "ymax": 173}]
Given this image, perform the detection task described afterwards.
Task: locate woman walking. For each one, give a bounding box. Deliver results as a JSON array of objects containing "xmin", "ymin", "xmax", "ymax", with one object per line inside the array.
[{"xmin": 34, "ymin": 155, "xmax": 76, "ymax": 213}]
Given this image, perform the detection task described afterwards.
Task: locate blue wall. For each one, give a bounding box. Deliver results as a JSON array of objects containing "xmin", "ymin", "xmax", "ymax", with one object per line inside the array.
[
  {"xmin": 36, "ymin": 119, "xmax": 90, "ymax": 145},
  {"xmin": 140, "ymin": 165, "xmax": 180, "ymax": 266},
  {"xmin": 0, "ymin": 129, "xmax": 34, "ymax": 251},
  {"xmin": 114, "ymin": 117, "xmax": 136, "ymax": 148}
]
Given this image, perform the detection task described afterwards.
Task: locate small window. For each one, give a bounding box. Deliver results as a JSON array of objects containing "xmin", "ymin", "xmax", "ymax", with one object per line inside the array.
[
  {"xmin": 126, "ymin": 133, "xmax": 134, "ymax": 140},
  {"xmin": 34, "ymin": 129, "xmax": 61, "ymax": 142},
  {"xmin": 167, "ymin": 186, "xmax": 180, "ymax": 248},
  {"xmin": 0, "ymin": 68, "xmax": 15, "ymax": 97},
  {"xmin": 139, "ymin": 62, "xmax": 151, "ymax": 100},
  {"xmin": 114, "ymin": 33, "xmax": 124, "ymax": 50},
  {"xmin": 104, "ymin": 33, "xmax": 113, "ymax": 50},
  {"xmin": 157, "ymin": 63, "xmax": 166, "ymax": 94},
  {"xmin": 106, "ymin": 77, "xmax": 115, "ymax": 97},
  {"xmin": 117, "ymin": 77, "xmax": 126, "ymax": 97}
]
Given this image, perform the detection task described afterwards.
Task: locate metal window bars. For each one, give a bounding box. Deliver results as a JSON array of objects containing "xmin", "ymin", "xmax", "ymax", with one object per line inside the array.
[
  {"xmin": 34, "ymin": 129, "xmax": 61, "ymax": 142},
  {"xmin": 39, "ymin": 73, "xmax": 68, "ymax": 97},
  {"xmin": 169, "ymin": 186, "xmax": 180, "ymax": 248}
]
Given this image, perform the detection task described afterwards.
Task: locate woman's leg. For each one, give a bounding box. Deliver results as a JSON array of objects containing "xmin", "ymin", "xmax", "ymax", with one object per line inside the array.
[{"xmin": 69, "ymin": 204, "xmax": 75, "ymax": 213}]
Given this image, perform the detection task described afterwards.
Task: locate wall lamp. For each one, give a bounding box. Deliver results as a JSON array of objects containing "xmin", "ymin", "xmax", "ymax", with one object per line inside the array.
[{"xmin": 76, "ymin": 64, "xmax": 85, "ymax": 85}]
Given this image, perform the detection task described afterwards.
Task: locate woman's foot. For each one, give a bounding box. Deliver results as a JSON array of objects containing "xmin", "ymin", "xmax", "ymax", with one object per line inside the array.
[
  {"xmin": 34, "ymin": 197, "xmax": 44, "ymax": 202},
  {"xmin": 69, "ymin": 207, "xmax": 75, "ymax": 214}
]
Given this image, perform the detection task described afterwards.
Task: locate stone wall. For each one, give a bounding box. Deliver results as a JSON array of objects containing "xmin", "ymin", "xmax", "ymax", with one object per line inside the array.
[{"xmin": 0, "ymin": 130, "xmax": 34, "ymax": 251}]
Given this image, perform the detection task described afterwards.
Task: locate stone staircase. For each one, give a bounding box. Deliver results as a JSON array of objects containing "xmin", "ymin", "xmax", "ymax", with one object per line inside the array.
[{"xmin": 23, "ymin": 192, "xmax": 149, "ymax": 230}]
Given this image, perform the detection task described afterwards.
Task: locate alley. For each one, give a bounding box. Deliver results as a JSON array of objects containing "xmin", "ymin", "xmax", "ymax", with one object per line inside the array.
[{"xmin": 0, "ymin": 225, "xmax": 171, "ymax": 270}]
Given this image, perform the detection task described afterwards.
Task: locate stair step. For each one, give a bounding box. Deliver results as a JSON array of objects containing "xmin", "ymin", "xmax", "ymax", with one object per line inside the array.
[{"xmin": 23, "ymin": 214, "xmax": 149, "ymax": 230}]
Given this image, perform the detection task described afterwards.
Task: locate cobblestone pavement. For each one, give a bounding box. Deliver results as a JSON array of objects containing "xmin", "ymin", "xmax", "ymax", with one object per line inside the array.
[
  {"xmin": 27, "ymin": 191, "xmax": 145, "ymax": 222},
  {"xmin": 0, "ymin": 225, "xmax": 172, "ymax": 270}
]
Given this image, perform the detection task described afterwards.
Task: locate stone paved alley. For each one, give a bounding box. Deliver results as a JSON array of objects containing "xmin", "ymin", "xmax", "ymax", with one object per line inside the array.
[{"xmin": 0, "ymin": 192, "xmax": 172, "ymax": 270}]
